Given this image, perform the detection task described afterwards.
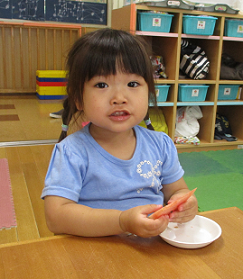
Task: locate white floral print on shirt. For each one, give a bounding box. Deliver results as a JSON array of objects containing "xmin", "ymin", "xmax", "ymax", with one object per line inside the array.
[{"xmin": 136, "ymin": 160, "xmax": 163, "ymax": 193}]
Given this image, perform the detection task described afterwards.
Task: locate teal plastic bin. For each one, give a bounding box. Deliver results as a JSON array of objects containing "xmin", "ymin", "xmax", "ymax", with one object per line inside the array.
[
  {"xmin": 183, "ymin": 15, "xmax": 217, "ymax": 35},
  {"xmin": 178, "ymin": 84, "xmax": 209, "ymax": 101},
  {"xmin": 224, "ymin": 19, "xmax": 243, "ymax": 38},
  {"xmin": 137, "ymin": 12, "xmax": 174, "ymax": 33},
  {"xmin": 155, "ymin": 85, "xmax": 170, "ymax": 102},
  {"xmin": 218, "ymin": 84, "xmax": 240, "ymax": 100}
]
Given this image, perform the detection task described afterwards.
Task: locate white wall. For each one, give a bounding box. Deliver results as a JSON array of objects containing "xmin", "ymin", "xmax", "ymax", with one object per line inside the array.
[
  {"xmin": 112, "ymin": 0, "xmax": 124, "ymax": 9},
  {"xmin": 189, "ymin": 0, "xmax": 242, "ymax": 10}
]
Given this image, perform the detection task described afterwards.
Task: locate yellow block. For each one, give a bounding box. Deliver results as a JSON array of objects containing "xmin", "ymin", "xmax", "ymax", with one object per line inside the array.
[
  {"xmin": 36, "ymin": 85, "xmax": 67, "ymax": 95},
  {"xmin": 36, "ymin": 70, "xmax": 67, "ymax": 78}
]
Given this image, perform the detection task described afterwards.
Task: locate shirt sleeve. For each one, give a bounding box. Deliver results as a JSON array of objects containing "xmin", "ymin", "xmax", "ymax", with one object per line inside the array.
[
  {"xmin": 41, "ymin": 142, "xmax": 86, "ymax": 202},
  {"xmin": 160, "ymin": 134, "xmax": 184, "ymax": 185}
]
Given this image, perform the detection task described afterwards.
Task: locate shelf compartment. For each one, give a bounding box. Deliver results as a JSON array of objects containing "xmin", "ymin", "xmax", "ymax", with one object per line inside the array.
[
  {"xmin": 152, "ymin": 36, "xmax": 179, "ymax": 80},
  {"xmin": 183, "ymin": 38, "xmax": 220, "ymax": 81},
  {"xmin": 175, "ymin": 105, "xmax": 215, "ymax": 144},
  {"xmin": 222, "ymin": 40, "xmax": 243, "ymax": 64},
  {"xmin": 217, "ymin": 105, "xmax": 243, "ymax": 140}
]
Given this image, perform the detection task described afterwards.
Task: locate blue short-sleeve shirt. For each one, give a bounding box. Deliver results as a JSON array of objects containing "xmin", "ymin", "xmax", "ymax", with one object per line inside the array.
[{"xmin": 41, "ymin": 124, "xmax": 184, "ymax": 211}]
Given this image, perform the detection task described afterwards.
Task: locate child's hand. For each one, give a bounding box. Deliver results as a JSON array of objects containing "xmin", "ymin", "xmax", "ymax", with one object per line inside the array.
[
  {"xmin": 119, "ymin": 204, "xmax": 169, "ymax": 238},
  {"xmin": 167, "ymin": 193, "xmax": 198, "ymax": 224}
]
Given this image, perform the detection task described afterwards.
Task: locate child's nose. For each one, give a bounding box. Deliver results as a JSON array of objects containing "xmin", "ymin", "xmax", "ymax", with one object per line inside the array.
[{"xmin": 111, "ymin": 89, "xmax": 127, "ymax": 105}]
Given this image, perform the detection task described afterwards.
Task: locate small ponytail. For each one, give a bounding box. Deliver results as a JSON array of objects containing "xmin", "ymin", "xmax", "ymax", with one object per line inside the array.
[
  {"xmin": 58, "ymin": 98, "xmax": 78, "ymax": 142},
  {"xmin": 144, "ymin": 112, "xmax": 154, "ymax": 131}
]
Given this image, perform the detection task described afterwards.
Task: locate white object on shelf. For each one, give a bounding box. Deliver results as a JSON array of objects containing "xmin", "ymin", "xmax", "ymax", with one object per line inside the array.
[{"xmin": 186, "ymin": 0, "xmax": 234, "ymax": 7}]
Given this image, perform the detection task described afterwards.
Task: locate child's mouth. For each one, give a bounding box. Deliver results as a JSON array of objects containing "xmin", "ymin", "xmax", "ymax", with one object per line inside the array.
[
  {"xmin": 111, "ymin": 111, "xmax": 128, "ymax": 116},
  {"xmin": 109, "ymin": 111, "xmax": 130, "ymax": 121}
]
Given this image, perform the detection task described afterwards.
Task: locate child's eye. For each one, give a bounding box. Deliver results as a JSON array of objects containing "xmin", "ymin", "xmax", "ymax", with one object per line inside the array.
[
  {"xmin": 128, "ymin": 81, "xmax": 139, "ymax": 87},
  {"xmin": 95, "ymin": 82, "xmax": 108, "ymax": 88}
]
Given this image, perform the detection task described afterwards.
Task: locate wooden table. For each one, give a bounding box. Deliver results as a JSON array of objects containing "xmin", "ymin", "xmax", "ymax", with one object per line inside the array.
[{"xmin": 0, "ymin": 207, "xmax": 242, "ymax": 279}]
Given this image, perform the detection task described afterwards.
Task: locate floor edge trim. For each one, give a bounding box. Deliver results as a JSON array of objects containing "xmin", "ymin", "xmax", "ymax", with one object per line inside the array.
[{"xmin": 0, "ymin": 140, "xmax": 58, "ymax": 147}]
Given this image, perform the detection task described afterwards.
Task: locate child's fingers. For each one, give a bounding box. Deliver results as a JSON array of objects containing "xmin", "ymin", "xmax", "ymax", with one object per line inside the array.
[
  {"xmin": 142, "ymin": 215, "xmax": 169, "ymax": 237},
  {"xmin": 150, "ymin": 188, "xmax": 197, "ymax": 220},
  {"xmin": 169, "ymin": 202, "xmax": 198, "ymax": 223},
  {"xmin": 169, "ymin": 209, "xmax": 196, "ymax": 223},
  {"xmin": 142, "ymin": 204, "xmax": 163, "ymax": 215},
  {"xmin": 177, "ymin": 195, "xmax": 197, "ymax": 212}
]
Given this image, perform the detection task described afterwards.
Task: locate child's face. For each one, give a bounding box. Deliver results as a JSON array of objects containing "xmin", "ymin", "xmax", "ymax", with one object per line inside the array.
[{"xmin": 80, "ymin": 71, "xmax": 149, "ymax": 134}]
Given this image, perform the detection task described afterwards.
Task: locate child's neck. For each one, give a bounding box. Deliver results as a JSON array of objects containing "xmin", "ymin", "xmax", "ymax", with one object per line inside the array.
[{"xmin": 89, "ymin": 125, "xmax": 136, "ymax": 160}]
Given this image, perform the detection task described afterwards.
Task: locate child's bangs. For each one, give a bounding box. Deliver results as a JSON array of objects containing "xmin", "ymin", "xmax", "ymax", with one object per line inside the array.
[
  {"xmin": 85, "ymin": 38, "xmax": 148, "ymax": 80},
  {"xmin": 116, "ymin": 53, "xmax": 147, "ymax": 77},
  {"xmin": 86, "ymin": 52, "xmax": 117, "ymax": 79}
]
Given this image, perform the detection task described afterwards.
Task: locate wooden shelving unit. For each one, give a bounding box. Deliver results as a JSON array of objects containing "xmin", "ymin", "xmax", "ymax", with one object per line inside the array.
[{"xmin": 112, "ymin": 4, "xmax": 243, "ymax": 151}]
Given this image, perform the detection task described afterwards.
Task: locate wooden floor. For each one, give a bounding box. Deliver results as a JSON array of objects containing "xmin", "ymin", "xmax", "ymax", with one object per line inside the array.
[
  {"xmin": 0, "ymin": 94, "xmax": 86, "ymax": 245},
  {"xmin": 0, "ymin": 144, "xmax": 55, "ymax": 244},
  {"xmin": 0, "ymin": 95, "xmax": 63, "ymax": 244},
  {"xmin": 0, "ymin": 95, "xmax": 63, "ymax": 142}
]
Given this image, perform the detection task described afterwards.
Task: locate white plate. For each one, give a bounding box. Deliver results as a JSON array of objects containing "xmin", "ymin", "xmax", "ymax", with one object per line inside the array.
[{"xmin": 160, "ymin": 215, "xmax": 222, "ymax": 249}]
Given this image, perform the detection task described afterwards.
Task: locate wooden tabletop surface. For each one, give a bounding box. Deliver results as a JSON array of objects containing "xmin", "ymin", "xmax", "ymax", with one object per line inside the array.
[{"xmin": 0, "ymin": 207, "xmax": 242, "ymax": 279}]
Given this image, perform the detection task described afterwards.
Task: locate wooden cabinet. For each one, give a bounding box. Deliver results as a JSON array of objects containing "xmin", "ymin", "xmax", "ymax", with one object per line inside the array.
[{"xmin": 112, "ymin": 4, "xmax": 243, "ymax": 151}]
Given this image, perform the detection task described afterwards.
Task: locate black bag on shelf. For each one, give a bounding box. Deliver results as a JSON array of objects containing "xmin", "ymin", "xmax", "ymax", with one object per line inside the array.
[
  {"xmin": 214, "ymin": 113, "xmax": 237, "ymax": 141},
  {"xmin": 220, "ymin": 53, "xmax": 243, "ymax": 80},
  {"xmin": 180, "ymin": 39, "xmax": 210, "ymax": 80}
]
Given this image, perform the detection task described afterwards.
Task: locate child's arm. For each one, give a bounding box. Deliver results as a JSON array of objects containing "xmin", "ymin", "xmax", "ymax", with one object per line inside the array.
[
  {"xmin": 44, "ymin": 196, "xmax": 169, "ymax": 237},
  {"xmin": 162, "ymin": 177, "xmax": 198, "ymax": 223},
  {"xmin": 44, "ymin": 196, "xmax": 122, "ymax": 237}
]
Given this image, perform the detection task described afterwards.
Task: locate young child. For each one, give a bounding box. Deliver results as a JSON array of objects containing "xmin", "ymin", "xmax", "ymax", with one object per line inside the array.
[{"xmin": 41, "ymin": 28, "xmax": 198, "ymax": 238}]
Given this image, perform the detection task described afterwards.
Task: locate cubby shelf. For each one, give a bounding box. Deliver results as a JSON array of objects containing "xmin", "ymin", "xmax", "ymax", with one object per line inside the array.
[
  {"xmin": 112, "ymin": 4, "xmax": 243, "ymax": 150},
  {"xmin": 157, "ymin": 102, "xmax": 174, "ymax": 107},
  {"xmin": 217, "ymin": 101, "xmax": 243, "ymax": 106},
  {"xmin": 136, "ymin": 31, "xmax": 178, "ymax": 37},
  {"xmin": 177, "ymin": 102, "xmax": 215, "ymax": 106},
  {"xmin": 181, "ymin": 34, "xmax": 220, "ymax": 40}
]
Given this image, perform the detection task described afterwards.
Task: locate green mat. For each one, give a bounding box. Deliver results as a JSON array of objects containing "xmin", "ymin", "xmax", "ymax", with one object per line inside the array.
[{"xmin": 178, "ymin": 149, "xmax": 243, "ymax": 212}]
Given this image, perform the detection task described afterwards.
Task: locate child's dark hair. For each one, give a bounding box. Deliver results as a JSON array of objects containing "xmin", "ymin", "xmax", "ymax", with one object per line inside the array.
[{"xmin": 59, "ymin": 28, "xmax": 157, "ymax": 141}]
